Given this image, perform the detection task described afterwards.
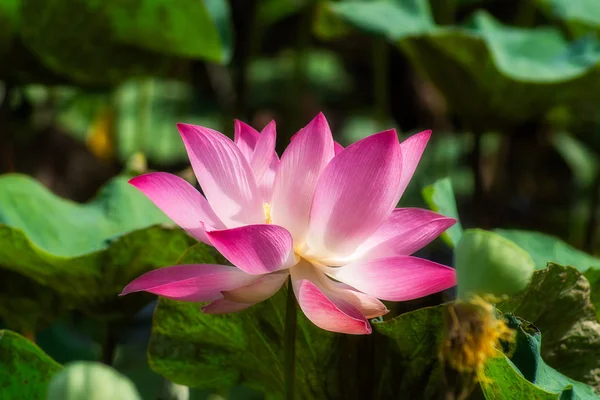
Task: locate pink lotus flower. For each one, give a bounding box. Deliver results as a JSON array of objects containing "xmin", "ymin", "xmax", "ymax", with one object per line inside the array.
[{"xmin": 121, "ymin": 113, "xmax": 456, "ymax": 334}]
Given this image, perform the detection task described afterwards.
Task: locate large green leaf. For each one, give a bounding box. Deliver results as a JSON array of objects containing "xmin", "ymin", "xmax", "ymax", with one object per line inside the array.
[
  {"xmin": 19, "ymin": 0, "xmax": 232, "ymax": 85},
  {"xmin": 455, "ymin": 229, "xmax": 535, "ymax": 298},
  {"xmin": 318, "ymin": 0, "xmax": 600, "ymax": 129},
  {"xmin": 494, "ymin": 229, "xmax": 600, "ymax": 272},
  {"xmin": 148, "ymin": 245, "xmax": 342, "ymax": 399},
  {"xmin": 0, "ymin": 330, "xmax": 62, "ymax": 400},
  {"xmin": 536, "ymin": 0, "xmax": 600, "ymax": 36},
  {"xmin": 501, "ymin": 263, "xmax": 600, "ymax": 390},
  {"xmin": 422, "ymin": 177, "xmax": 463, "ymax": 247},
  {"xmin": 483, "ymin": 317, "xmax": 598, "ymax": 399},
  {"xmin": 108, "ymin": 0, "xmax": 231, "ymax": 62},
  {"xmin": 0, "ymin": 174, "xmax": 199, "ymax": 321},
  {"xmin": 484, "ymin": 315, "xmax": 598, "ymax": 400},
  {"xmin": 373, "ymin": 305, "xmax": 446, "ymax": 399}
]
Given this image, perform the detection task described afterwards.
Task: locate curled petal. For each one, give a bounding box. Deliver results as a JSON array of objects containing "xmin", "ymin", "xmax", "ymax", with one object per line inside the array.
[
  {"xmin": 307, "ymin": 130, "xmax": 402, "ymax": 258},
  {"xmin": 121, "ymin": 265, "xmax": 256, "ymax": 302},
  {"xmin": 327, "ymin": 256, "xmax": 456, "ymax": 301},
  {"xmin": 129, "ymin": 172, "xmax": 224, "ymax": 244},
  {"xmin": 291, "ymin": 260, "xmax": 372, "ymax": 334},
  {"xmin": 206, "ymin": 224, "xmax": 296, "ymax": 275},
  {"xmin": 202, "ymin": 297, "xmax": 254, "ymax": 314},
  {"xmin": 271, "ymin": 112, "xmax": 335, "ymax": 243},
  {"xmin": 223, "ymin": 271, "xmax": 289, "ymax": 303},
  {"xmin": 177, "ymin": 123, "xmax": 262, "ymax": 227}
]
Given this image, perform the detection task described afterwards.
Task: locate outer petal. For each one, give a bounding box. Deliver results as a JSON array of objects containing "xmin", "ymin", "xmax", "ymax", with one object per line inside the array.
[
  {"xmin": 177, "ymin": 123, "xmax": 263, "ymax": 227},
  {"xmin": 234, "ymin": 120, "xmax": 260, "ymax": 161},
  {"xmin": 291, "ymin": 260, "xmax": 371, "ymax": 334},
  {"xmin": 356, "ymin": 208, "xmax": 456, "ymax": 260},
  {"xmin": 327, "ymin": 256, "xmax": 456, "ymax": 301},
  {"xmin": 271, "ymin": 112, "xmax": 335, "ymax": 243},
  {"xmin": 223, "ymin": 271, "xmax": 289, "ymax": 303},
  {"xmin": 129, "ymin": 172, "xmax": 224, "ymax": 244},
  {"xmin": 120, "ymin": 264, "xmax": 256, "ymax": 302},
  {"xmin": 206, "ymin": 224, "xmax": 296, "ymax": 275},
  {"xmin": 306, "ymin": 130, "xmax": 402, "ymax": 258},
  {"xmin": 202, "ymin": 297, "xmax": 254, "ymax": 314},
  {"xmin": 398, "ymin": 130, "xmax": 431, "ymax": 199}
]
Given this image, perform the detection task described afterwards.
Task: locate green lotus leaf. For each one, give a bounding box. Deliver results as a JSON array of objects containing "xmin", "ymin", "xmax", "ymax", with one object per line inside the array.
[
  {"xmin": 501, "ymin": 263, "xmax": 600, "ymax": 391},
  {"xmin": 318, "ymin": 0, "xmax": 600, "ymax": 130},
  {"xmin": 0, "ymin": 330, "xmax": 62, "ymax": 400},
  {"xmin": 535, "ymin": 0, "xmax": 600, "ymax": 36},
  {"xmin": 18, "ymin": 0, "xmax": 232, "ymax": 85},
  {"xmin": 0, "ymin": 173, "xmax": 199, "ymax": 324},
  {"xmin": 483, "ymin": 315, "xmax": 598, "ymax": 399}
]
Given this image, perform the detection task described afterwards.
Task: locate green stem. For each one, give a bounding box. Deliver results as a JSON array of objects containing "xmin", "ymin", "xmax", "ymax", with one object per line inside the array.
[
  {"xmin": 284, "ymin": 278, "xmax": 297, "ymax": 400},
  {"xmin": 101, "ymin": 323, "xmax": 119, "ymax": 366},
  {"xmin": 373, "ymin": 37, "xmax": 389, "ymax": 127}
]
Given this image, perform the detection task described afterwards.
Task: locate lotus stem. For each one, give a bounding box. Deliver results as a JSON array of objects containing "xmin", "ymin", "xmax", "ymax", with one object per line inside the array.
[{"xmin": 284, "ymin": 277, "xmax": 297, "ymax": 400}]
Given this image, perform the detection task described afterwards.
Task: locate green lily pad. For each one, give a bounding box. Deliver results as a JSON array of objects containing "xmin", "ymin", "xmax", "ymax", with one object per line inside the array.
[
  {"xmin": 318, "ymin": 0, "xmax": 600, "ymax": 130},
  {"xmin": 19, "ymin": 0, "xmax": 232, "ymax": 85},
  {"xmin": 494, "ymin": 229, "xmax": 600, "ymax": 272},
  {"xmin": 0, "ymin": 330, "xmax": 62, "ymax": 400},
  {"xmin": 483, "ymin": 315, "xmax": 598, "ymax": 400},
  {"xmin": 148, "ymin": 244, "xmax": 343, "ymax": 399},
  {"xmin": 0, "ymin": 173, "xmax": 199, "ymax": 321},
  {"xmin": 501, "ymin": 263, "xmax": 600, "ymax": 390},
  {"xmin": 422, "ymin": 177, "xmax": 463, "ymax": 247}
]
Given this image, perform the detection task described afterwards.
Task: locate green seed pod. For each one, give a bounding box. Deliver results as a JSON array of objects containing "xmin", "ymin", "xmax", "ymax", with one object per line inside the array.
[
  {"xmin": 47, "ymin": 361, "xmax": 141, "ymax": 400},
  {"xmin": 455, "ymin": 229, "xmax": 535, "ymax": 299}
]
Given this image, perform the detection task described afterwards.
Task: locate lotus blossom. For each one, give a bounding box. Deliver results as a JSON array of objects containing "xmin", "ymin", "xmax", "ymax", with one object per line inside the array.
[{"xmin": 121, "ymin": 113, "xmax": 456, "ymax": 334}]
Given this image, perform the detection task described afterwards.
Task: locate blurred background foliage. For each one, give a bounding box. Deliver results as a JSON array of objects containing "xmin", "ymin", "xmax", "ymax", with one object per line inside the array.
[{"xmin": 2, "ymin": 0, "xmax": 600, "ymax": 398}]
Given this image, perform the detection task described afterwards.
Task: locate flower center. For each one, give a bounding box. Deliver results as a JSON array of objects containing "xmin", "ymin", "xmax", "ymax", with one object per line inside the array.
[{"xmin": 263, "ymin": 202, "xmax": 272, "ymax": 224}]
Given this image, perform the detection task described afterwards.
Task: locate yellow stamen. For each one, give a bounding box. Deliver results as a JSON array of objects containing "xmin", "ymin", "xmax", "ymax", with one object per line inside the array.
[
  {"xmin": 263, "ymin": 202, "xmax": 272, "ymax": 224},
  {"xmin": 440, "ymin": 295, "xmax": 514, "ymax": 385}
]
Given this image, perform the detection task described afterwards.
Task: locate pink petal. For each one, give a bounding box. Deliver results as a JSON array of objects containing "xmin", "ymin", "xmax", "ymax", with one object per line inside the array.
[
  {"xmin": 334, "ymin": 141, "xmax": 344, "ymax": 155},
  {"xmin": 291, "ymin": 260, "xmax": 372, "ymax": 334},
  {"xmin": 270, "ymin": 112, "xmax": 335, "ymax": 243},
  {"xmin": 327, "ymin": 256, "xmax": 456, "ymax": 301},
  {"xmin": 120, "ymin": 264, "xmax": 256, "ymax": 302},
  {"xmin": 357, "ymin": 208, "xmax": 456, "ymax": 260},
  {"xmin": 206, "ymin": 224, "xmax": 296, "ymax": 275},
  {"xmin": 129, "ymin": 172, "xmax": 224, "ymax": 244},
  {"xmin": 251, "ymin": 120, "xmax": 277, "ymax": 180},
  {"xmin": 202, "ymin": 297, "xmax": 254, "ymax": 314},
  {"xmin": 223, "ymin": 271, "xmax": 289, "ymax": 303},
  {"xmin": 234, "ymin": 120, "xmax": 260, "ymax": 161},
  {"xmin": 306, "ymin": 130, "xmax": 402, "ymax": 258},
  {"xmin": 178, "ymin": 123, "xmax": 263, "ymax": 227},
  {"xmin": 398, "ymin": 130, "xmax": 431, "ymax": 199},
  {"xmin": 328, "ymin": 280, "xmax": 389, "ymax": 319},
  {"xmin": 293, "ymin": 279, "xmax": 371, "ymax": 334}
]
